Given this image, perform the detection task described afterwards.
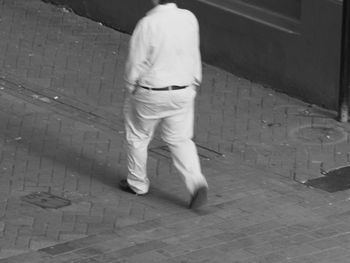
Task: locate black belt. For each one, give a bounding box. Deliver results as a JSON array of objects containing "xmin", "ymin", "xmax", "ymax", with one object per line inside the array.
[{"xmin": 140, "ymin": 85, "xmax": 187, "ymax": 91}]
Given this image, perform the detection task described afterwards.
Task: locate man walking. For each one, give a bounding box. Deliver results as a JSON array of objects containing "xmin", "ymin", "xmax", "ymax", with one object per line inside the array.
[{"xmin": 120, "ymin": 0, "xmax": 208, "ymax": 209}]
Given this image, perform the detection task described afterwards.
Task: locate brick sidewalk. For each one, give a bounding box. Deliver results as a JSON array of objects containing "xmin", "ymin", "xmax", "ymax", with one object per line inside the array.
[{"xmin": 1, "ymin": 0, "xmax": 350, "ymax": 262}]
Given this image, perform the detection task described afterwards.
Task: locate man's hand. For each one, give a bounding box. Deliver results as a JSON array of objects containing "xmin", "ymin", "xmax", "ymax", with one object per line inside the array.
[{"xmin": 125, "ymin": 83, "xmax": 136, "ymax": 94}]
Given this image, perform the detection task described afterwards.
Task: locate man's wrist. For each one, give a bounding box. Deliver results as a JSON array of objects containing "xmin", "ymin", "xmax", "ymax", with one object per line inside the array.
[
  {"xmin": 125, "ymin": 83, "xmax": 136, "ymax": 93},
  {"xmin": 194, "ymin": 81, "xmax": 201, "ymax": 87}
]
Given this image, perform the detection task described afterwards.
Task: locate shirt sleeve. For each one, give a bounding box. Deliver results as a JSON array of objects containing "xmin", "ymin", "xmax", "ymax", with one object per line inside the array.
[
  {"xmin": 124, "ymin": 18, "xmax": 150, "ymax": 92},
  {"xmin": 193, "ymin": 18, "xmax": 202, "ymax": 86}
]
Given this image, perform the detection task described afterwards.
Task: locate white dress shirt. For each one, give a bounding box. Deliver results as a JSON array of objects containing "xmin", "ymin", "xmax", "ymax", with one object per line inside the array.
[{"xmin": 124, "ymin": 3, "xmax": 202, "ymax": 91}]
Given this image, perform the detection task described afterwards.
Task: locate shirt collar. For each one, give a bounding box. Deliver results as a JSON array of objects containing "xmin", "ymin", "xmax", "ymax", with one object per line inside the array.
[{"xmin": 147, "ymin": 3, "xmax": 177, "ymax": 16}]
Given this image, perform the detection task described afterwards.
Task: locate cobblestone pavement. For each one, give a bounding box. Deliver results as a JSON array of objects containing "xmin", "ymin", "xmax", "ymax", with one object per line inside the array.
[{"xmin": 1, "ymin": 0, "xmax": 350, "ymax": 262}]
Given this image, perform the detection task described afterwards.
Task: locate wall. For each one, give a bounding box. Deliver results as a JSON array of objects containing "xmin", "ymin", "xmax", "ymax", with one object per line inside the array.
[{"xmin": 43, "ymin": 0, "xmax": 343, "ymax": 109}]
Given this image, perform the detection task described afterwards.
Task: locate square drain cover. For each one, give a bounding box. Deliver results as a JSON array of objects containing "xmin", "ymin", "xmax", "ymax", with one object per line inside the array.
[
  {"xmin": 21, "ymin": 192, "xmax": 71, "ymax": 209},
  {"xmin": 149, "ymin": 144, "xmax": 223, "ymax": 161},
  {"xmin": 304, "ymin": 166, "xmax": 350, "ymax": 193}
]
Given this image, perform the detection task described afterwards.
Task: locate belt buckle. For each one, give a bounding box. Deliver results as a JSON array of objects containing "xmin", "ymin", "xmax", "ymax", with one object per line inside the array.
[{"xmin": 168, "ymin": 86, "xmax": 173, "ymax": 91}]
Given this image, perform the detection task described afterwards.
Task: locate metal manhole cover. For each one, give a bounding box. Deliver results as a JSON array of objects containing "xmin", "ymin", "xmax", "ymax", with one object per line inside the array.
[
  {"xmin": 290, "ymin": 125, "xmax": 347, "ymax": 145},
  {"xmin": 304, "ymin": 166, "xmax": 350, "ymax": 192},
  {"xmin": 21, "ymin": 192, "xmax": 71, "ymax": 209}
]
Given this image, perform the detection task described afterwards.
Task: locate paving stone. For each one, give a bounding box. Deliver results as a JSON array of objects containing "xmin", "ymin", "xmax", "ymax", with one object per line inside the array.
[{"xmin": 126, "ymin": 250, "xmax": 169, "ymax": 263}]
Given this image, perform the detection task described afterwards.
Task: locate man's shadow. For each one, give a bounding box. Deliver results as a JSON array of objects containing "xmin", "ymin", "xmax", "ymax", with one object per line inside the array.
[{"xmin": 5, "ymin": 119, "xmax": 188, "ymax": 208}]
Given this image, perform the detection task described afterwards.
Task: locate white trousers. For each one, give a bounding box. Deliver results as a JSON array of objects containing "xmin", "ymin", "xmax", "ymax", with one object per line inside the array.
[{"xmin": 123, "ymin": 85, "xmax": 208, "ymax": 195}]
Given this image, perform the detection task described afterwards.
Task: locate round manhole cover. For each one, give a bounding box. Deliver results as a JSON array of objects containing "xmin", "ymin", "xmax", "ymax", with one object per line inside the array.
[{"xmin": 290, "ymin": 125, "xmax": 347, "ymax": 145}]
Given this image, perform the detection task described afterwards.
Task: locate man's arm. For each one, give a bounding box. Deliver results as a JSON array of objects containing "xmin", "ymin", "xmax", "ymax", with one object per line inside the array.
[
  {"xmin": 124, "ymin": 18, "xmax": 150, "ymax": 93},
  {"xmin": 193, "ymin": 18, "xmax": 202, "ymax": 87}
]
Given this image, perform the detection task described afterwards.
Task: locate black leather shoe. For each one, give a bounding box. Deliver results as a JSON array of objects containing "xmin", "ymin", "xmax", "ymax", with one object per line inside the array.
[
  {"xmin": 119, "ymin": 179, "xmax": 147, "ymax": 196},
  {"xmin": 189, "ymin": 186, "xmax": 208, "ymax": 209}
]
